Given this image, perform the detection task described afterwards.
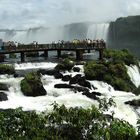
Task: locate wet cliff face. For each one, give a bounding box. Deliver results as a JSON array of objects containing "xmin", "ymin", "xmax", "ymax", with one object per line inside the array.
[{"xmin": 108, "ymin": 15, "xmax": 140, "ymax": 59}]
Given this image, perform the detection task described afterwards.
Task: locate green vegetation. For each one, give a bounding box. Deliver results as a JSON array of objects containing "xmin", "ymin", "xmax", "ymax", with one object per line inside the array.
[
  {"xmin": 84, "ymin": 49, "xmax": 138, "ymax": 92},
  {"xmin": 103, "ymin": 49, "xmax": 138, "ymax": 66},
  {"xmin": 20, "ymin": 72, "xmax": 46, "ymax": 96},
  {"xmin": 55, "ymin": 58, "xmax": 75, "ymax": 71},
  {"xmin": 84, "ymin": 61, "xmax": 135, "ymax": 92},
  {"xmin": 0, "ymin": 100, "xmax": 138, "ymax": 140},
  {"xmin": 0, "ymin": 64, "xmax": 15, "ymax": 75}
]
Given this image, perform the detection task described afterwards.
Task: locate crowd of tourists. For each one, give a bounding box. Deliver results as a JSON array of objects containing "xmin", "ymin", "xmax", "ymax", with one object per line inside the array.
[
  {"xmin": 3, "ymin": 39, "xmax": 106, "ymax": 51},
  {"xmin": 52, "ymin": 39, "xmax": 106, "ymax": 48}
]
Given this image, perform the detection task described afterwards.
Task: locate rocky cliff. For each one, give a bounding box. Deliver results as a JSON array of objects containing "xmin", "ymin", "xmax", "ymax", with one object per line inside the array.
[{"xmin": 108, "ymin": 15, "xmax": 140, "ymax": 59}]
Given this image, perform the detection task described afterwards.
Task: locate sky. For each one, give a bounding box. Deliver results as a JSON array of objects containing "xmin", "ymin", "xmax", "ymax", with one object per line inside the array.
[{"xmin": 0, "ymin": 0, "xmax": 140, "ymax": 29}]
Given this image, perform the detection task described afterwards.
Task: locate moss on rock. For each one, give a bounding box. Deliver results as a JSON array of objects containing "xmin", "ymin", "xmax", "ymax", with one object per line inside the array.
[
  {"xmin": 55, "ymin": 58, "xmax": 75, "ymax": 71},
  {"xmin": 20, "ymin": 72, "xmax": 47, "ymax": 97},
  {"xmin": 84, "ymin": 51, "xmax": 136, "ymax": 92}
]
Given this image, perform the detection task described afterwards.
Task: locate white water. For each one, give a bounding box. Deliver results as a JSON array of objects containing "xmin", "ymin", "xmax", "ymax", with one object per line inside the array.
[
  {"xmin": 0, "ymin": 22, "xmax": 110, "ymax": 44},
  {"xmin": 0, "ymin": 62, "xmax": 140, "ymax": 126},
  {"xmin": 0, "ymin": 27, "xmax": 65, "ymax": 44},
  {"xmin": 87, "ymin": 23, "xmax": 109, "ymax": 41},
  {"xmin": 126, "ymin": 65, "xmax": 140, "ymax": 88},
  {"xmin": 14, "ymin": 62, "xmax": 57, "ymax": 70}
]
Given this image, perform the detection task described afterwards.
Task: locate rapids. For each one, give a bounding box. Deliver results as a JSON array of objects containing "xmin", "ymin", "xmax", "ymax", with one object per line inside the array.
[{"xmin": 0, "ymin": 62, "xmax": 140, "ymax": 127}]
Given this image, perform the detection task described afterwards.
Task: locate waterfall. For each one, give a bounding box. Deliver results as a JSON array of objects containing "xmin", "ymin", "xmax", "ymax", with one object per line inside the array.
[
  {"xmin": 0, "ymin": 62, "xmax": 139, "ymax": 126},
  {"xmin": 126, "ymin": 65, "xmax": 140, "ymax": 88},
  {"xmin": 0, "ymin": 27, "xmax": 65, "ymax": 44},
  {"xmin": 87, "ymin": 23, "xmax": 109, "ymax": 41},
  {"xmin": 0, "ymin": 22, "xmax": 110, "ymax": 44}
]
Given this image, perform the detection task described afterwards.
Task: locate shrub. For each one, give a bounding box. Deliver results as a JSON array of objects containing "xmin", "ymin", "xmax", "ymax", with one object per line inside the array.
[
  {"xmin": 104, "ymin": 49, "xmax": 138, "ymax": 66},
  {"xmin": 84, "ymin": 60, "xmax": 136, "ymax": 92},
  {"xmin": 0, "ymin": 64, "xmax": 15, "ymax": 75},
  {"xmin": 84, "ymin": 61, "xmax": 107, "ymax": 80},
  {"xmin": 55, "ymin": 58, "xmax": 75, "ymax": 71},
  {"xmin": 0, "ymin": 101, "xmax": 138, "ymax": 139}
]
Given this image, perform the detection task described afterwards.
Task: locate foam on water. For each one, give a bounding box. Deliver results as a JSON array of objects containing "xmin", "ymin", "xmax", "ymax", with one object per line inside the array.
[
  {"xmin": 14, "ymin": 62, "xmax": 57, "ymax": 70},
  {"xmin": 126, "ymin": 65, "xmax": 140, "ymax": 88},
  {"xmin": 0, "ymin": 62, "xmax": 140, "ymax": 126}
]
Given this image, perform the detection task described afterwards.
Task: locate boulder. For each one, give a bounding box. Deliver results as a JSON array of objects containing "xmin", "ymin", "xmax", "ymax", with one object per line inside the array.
[
  {"xmin": 54, "ymin": 72, "xmax": 63, "ymax": 79},
  {"xmin": 55, "ymin": 58, "xmax": 75, "ymax": 71},
  {"xmin": 37, "ymin": 69, "xmax": 59, "ymax": 76},
  {"xmin": 73, "ymin": 67, "xmax": 80, "ymax": 72},
  {"xmin": 91, "ymin": 92, "xmax": 102, "ymax": 96},
  {"xmin": 82, "ymin": 91, "xmax": 99, "ymax": 100},
  {"xmin": 77, "ymin": 77, "xmax": 91, "ymax": 89},
  {"xmin": 0, "ymin": 92, "xmax": 8, "ymax": 101},
  {"xmin": 73, "ymin": 86, "xmax": 89, "ymax": 93},
  {"xmin": 0, "ymin": 83, "xmax": 9, "ymax": 91},
  {"xmin": 69, "ymin": 74, "xmax": 82, "ymax": 85},
  {"xmin": 54, "ymin": 84, "xmax": 74, "ymax": 89},
  {"xmin": 69, "ymin": 74, "xmax": 91, "ymax": 89},
  {"xmin": 20, "ymin": 72, "xmax": 47, "ymax": 97},
  {"xmin": 125, "ymin": 99, "xmax": 140, "ymax": 107},
  {"xmin": 62, "ymin": 75, "xmax": 71, "ymax": 81}
]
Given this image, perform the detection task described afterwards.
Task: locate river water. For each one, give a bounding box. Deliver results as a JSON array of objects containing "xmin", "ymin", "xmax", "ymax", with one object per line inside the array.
[{"xmin": 0, "ymin": 59, "xmax": 140, "ymax": 127}]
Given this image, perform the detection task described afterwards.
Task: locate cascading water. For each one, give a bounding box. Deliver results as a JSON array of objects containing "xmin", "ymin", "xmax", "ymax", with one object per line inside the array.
[
  {"xmin": 126, "ymin": 65, "xmax": 140, "ymax": 88},
  {"xmin": 0, "ymin": 26, "xmax": 65, "ymax": 44},
  {"xmin": 86, "ymin": 23, "xmax": 109, "ymax": 41},
  {"xmin": 0, "ymin": 22, "xmax": 110, "ymax": 44},
  {"xmin": 0, "ymin": 62, "xmax": 140, "ymax": 126}
]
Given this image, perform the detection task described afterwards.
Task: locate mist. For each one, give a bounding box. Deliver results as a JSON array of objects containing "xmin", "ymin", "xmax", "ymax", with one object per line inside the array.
[{"xmin": 0, "ymin": 0, "xmax": 140, "ymax": 29}]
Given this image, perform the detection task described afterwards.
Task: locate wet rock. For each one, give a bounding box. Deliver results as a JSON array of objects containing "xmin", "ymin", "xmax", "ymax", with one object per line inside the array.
[
  {"xmin": 0, "ymin": 83, "xmax": 9, "ymax": 91},
  {"xmin": 0, "ymin": 92, "xmax": 8, "ymax": 101},
  {"xmin": 62, "ymin": 75, "xmax": 71, "ymax": 81},
  {"xmin": 73, "ymin": 86, "xmax": 89, "ymax": 93},
  {"xmin": 91, "ymin": 92, "xmax": 102, "ymax": 96},
  {"xmin": 125, "ymin": 99, "xmax": 140, "ymax": 107},
  {"xmin": 20, "ymin": 72, "xmax": 47, "ymax": 97},
  {"xmin": 78, "ymin": 77, "xmax": 91, "ymax": 89},
  {"xmin": 54, "ymin": 72, "xmax": 63, "ymax": 79},
  {"xmin": 69, "ymin": 74, "xmax": 91, "ymax": 89},
  {"xmin": 73, "ymin": 67, "xmax": 80, "ymax": 72},
  {"xmin": 82, "ymin": 91, "xmax": 99, "ymax": 100},
  {"xmin": 55, "ymin": 59, "xmax": 75, "ymax": 71},
  {"xmin": 69, "ymin": 74, "xmax": 82, "ymax": 85},
  {"xmin": 37, "ymin": 69, "xmax": 59, "ymax": 76},
  {"xmin": 14, "ymin": 73, "xmax": 19, "ymax": 78},
  {"xmin": 54, "ymin": 84, "xmax": 74, "ymax": 89}
]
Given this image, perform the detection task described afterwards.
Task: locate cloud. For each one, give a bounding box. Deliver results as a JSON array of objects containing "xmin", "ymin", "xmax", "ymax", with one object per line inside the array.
[{"xmin": 0, "ymin": 0, "xmax": 140, "ymax": 29}]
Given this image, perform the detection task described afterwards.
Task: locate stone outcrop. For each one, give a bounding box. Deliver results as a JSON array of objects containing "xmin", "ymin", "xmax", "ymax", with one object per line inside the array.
[
  {"xmin": 108, "ymin": 15, "xmax": 140, "ymax": 59},
  {"xmin": 20, "ymin": 72, "xmax": 47, "ymax": 97},
  {"xmin": 0, "ymin": 92, "xmax": 8, "ymax": 101}
]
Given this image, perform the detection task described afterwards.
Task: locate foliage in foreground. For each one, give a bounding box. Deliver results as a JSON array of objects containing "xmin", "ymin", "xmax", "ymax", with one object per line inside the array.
[{"xmin": 0, "ymin": 99, "xmax": 139, "ymax": 140}]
